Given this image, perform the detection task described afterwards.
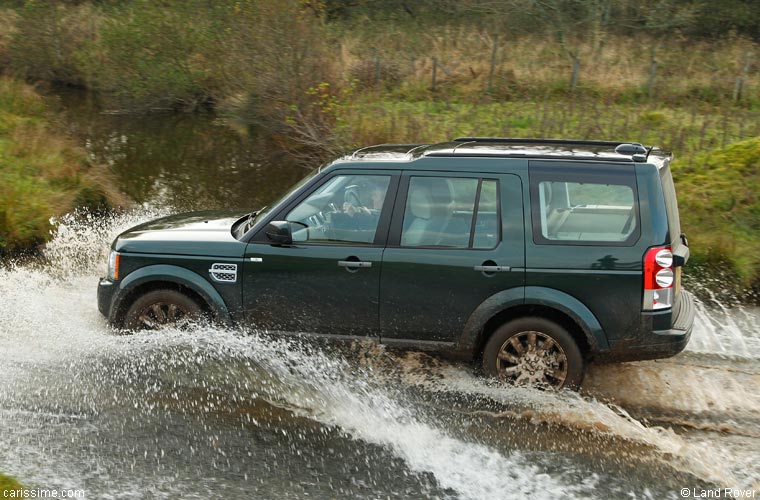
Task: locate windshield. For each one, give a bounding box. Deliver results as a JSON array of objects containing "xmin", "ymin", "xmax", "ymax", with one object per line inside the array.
[{"xmin": 234, "ymin": 166, "xmax": 320, "ymax": 240}]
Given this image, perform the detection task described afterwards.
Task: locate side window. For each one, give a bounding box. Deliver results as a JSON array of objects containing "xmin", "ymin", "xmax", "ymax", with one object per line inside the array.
[
  {"xmin": 285, "ymin": 174, "xmax": 391, "ymax": 245},
  {"xmin": 473, "ymin": 180, "xmax": 499, "ymax": 249},
  {"xmin": 534, "ymin": 179, "xmax": 638, "ymax": 244},
  {"xmin": 401, "ymin": 176, "xmax": 500, "ymax": 249}
]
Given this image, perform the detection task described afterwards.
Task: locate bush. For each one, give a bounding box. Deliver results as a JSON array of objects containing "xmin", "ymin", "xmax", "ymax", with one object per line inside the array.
[
  {"xmin": 0, "ymin": 78, "xmax": 127, "ymax": 253},
  {"xmin": 9, "ymin": 2, "xmax": 99, "ymax": 86},
  {"xmin": 86, "ymin": 0, "xmax": 223, "ymax": 110}
]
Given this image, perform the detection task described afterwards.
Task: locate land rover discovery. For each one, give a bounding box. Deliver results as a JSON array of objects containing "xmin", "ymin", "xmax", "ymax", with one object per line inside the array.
[{"xmin": 97, "ymin": 138, "xmax": 695, "ymax": 389}]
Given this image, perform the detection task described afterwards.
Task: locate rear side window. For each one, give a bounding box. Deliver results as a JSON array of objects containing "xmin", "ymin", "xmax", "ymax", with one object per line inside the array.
[
  {"xmin": 530, "ymin": 164, "xmax": 640, "ymax": 246},
  {"xmin": 401, "ymin": 176, "xmax": 500, "ymax": 249}
]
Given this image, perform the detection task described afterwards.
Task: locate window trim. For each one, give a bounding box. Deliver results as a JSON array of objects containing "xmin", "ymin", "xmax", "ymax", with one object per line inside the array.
[
  {"xmin": 388, "ymin": 174, "xmax": 501, "ymax": 251},
  {"xmin": 529, "ymin": 169, "xmax": 641, "ymax": 247},
  {"xmin": 252, "ymin": 170, "xmax": 400, "ymax": 248},
  {"xmin": 472, "ymin": 178, "xmax": 501, "ymax": 250}
]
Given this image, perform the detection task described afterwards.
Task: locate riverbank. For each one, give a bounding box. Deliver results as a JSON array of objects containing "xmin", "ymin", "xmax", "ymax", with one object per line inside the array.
[
  {"xmin": 676, "ymin": 137, "xmax": 760, "ymax": 288},
  {"xmin": 0, "ymin": 473, "xmax": 21, "ymax": 494},
  {"xmin": 0, "ymin": 79, "xmax": 126, "ymax": 253}
]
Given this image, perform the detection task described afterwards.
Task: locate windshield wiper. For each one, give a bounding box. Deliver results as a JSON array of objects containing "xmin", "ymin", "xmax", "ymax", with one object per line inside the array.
[{"xmin": 242, "ymin": 206, "xmax": 267, "ymax": 234}]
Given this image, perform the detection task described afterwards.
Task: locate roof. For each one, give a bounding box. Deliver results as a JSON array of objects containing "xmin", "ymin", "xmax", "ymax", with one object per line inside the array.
[{"xmin": 346, "ymin": 137, "xmax": 673, "ymax": 166}]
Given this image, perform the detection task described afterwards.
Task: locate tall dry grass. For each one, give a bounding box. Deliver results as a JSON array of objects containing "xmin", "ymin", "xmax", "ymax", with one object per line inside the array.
[{"xmin": 336, "ymin": 28, "xmax": 759, "ymax": 105}]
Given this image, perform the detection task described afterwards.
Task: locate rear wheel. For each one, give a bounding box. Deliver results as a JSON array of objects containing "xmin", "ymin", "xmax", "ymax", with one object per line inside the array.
[
  {"xmin": 123, "ymin": 289, "xmax": 203, "ymax": 332},
  {"xmin": 482, "ymin": 317, "xmax": 584, "ymax": 390}
]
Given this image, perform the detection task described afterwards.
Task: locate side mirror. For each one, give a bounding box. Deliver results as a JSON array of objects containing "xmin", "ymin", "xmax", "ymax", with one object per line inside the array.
[{"xmin": 265, "ymin": 221, "xmax": 293, "ymax": 246}]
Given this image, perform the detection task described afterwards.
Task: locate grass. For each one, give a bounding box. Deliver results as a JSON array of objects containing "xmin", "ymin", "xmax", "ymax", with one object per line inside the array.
[
  {"xmin": 0, "ymin": 78, "xmax": 127, "ymax": 253},
  {"xmin": 674, "ymin": 137, "xmax": 760, "ymax": 284},
  {"xmin": 0, "ymin": 473, "xmax": 22, "ymax": 494},
  {"xmin": 340, "ymin": 96, "xmax": 760, "ymax": 165}
]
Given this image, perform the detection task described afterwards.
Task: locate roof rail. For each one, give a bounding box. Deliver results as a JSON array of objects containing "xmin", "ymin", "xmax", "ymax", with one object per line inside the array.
[{"xmin": 452, "ymin": 137, "xmax": 625, "ymax": 147}]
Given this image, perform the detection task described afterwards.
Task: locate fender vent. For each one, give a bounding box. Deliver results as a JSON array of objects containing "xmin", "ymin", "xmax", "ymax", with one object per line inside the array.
[{"xmin": 209, "ymin": 263, "xmax": 237, "ymax": 283}]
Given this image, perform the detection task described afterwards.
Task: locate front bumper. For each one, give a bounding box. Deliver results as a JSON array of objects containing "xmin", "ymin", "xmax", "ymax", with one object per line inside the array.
[{"xmin": 97, "ymin": 277, "xmax": 116, "ymax": 320}]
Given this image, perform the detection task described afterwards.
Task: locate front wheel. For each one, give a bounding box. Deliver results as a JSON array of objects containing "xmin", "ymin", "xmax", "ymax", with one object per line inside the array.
[
  {"xmin": 482, "ymin": 317, "xmax": 584, "ymax": 390},
  {"xmin": 123, "ymin": 289, "xmax": 203, "ymax": 332}
]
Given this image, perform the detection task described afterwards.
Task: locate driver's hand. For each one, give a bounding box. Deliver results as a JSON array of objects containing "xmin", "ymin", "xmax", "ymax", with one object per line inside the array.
[{"xmin": 344, "ymin": 202, "xmax": 369, "ymax": 216}]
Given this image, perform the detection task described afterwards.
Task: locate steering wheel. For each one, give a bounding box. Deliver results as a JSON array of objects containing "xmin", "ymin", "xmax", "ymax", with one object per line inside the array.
[{"xmin": 344, "ymin": 187, "xmax": 362, "ymax": 209}]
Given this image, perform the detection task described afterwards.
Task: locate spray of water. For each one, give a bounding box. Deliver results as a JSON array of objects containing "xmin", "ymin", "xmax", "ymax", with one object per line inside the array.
[{"xmin": 1, "ymin": 208, "xmax": 758, "ymax": 498}]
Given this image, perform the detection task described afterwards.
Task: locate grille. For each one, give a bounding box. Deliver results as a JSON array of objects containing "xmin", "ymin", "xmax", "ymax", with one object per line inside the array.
[{"xmin": 209, "ymin": 263, "xmax": 237, "ymax": 283}]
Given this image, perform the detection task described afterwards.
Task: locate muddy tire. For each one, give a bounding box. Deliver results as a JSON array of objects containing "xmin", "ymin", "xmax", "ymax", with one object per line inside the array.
[
  {"xmin": 482, "ymin": 317, "xmax": 584, "ymax": 390},
  {"xmin": 123, "ymin": 289, "xmax": 203, "ymax": 332}
]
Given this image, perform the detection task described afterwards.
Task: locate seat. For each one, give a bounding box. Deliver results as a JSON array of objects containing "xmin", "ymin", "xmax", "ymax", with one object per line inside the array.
[
  {"xmin": 402, "ymin": 179, "xmax": 455, "ymax": 246},
  {"xmin": 542, "ymin": 182, "xmax": 571, "ymax": 239}
]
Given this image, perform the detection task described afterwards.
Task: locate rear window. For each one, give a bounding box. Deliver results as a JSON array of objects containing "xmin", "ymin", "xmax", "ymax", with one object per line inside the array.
[{"xmin": 530, "ymin": 163, "xmax": 640, "ymax": 246}]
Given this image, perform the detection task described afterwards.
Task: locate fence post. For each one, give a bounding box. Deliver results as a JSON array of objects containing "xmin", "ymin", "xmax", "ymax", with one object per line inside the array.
[
  {"xmin": 570, "ymin": 55, "xmax": 580, "ymax": 90},
  {"xmin": 647, "ymin": 46, "xmax": 658, "ymax": 98},
  {"xmin": 733, "ymin": 51, "xmax": 752, "ymax": 103},
  {"xmin": 487, "ymin": 34, "xmax": 498, "ymax": 94},
  {"xmin": 432, "ymin": 57, "xmax": 438, "ymax": 92},
  {"xmin": 371, "ymin": 47, "xmax": 380, "ymax": 87}
]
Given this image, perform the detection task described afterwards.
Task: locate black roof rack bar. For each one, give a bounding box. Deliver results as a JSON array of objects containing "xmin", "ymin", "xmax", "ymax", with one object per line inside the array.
[
  {"xmin": 451, "ymin": 140, "xmax": 476, "ymax": 153},
  {"xmin": 351, "ymin": 143, "xmax": 418, "ymax": 158},
  {"xmin": 452, "ymin": 137, "xmax": 626, "ymax": 147},
  {"xmin": 406, "ymin": 144, "xmax": 432, "ymax": 156},
  {"xmin": 424, "ymin": 152, "xmax": 633, "ymax": 162},
  {"xmin": 350, "ymin": 144, "xmax": 377, "ymax": 158}
]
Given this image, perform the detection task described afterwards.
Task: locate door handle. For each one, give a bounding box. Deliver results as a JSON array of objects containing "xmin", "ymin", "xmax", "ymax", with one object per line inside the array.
[
  {"xmin": 338, "ymin": 260, "xmax": 372, "ymax": 269},
  {"xmin": 473, "ymin": 265, "xmax": 510, "ymax": 272}
]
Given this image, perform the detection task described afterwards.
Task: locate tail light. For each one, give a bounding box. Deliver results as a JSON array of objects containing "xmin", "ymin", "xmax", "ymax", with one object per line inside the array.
[{"xmin": 643, "ymin": 246, "xmax": 673, "ymax": 310}]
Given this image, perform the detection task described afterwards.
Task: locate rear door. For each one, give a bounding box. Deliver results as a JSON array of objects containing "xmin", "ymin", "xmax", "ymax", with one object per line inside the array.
[
  {"xmin": 659, "ymin": 163, "xmax": 689, "ymax": 307},
  {"xmin": 379, "ymin": 172, "xmax": 525, "ymax": 344}
]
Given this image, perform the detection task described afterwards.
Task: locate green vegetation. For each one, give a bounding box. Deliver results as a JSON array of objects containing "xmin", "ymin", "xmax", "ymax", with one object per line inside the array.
[
  {"xmin": 3, "ymin": 1, "xmax": 760, "ymax": 118},
  {"xmin": 0, "ymin": 78, "xmax": 126, "ymax": 253},
  {"xmin": 0, "ymin": 473, "xmax": 22, "ymax": 494},
  {"xmin": 675, "ymin": 137, "xmax": 760, "ymax": 283},
  {"xmin": 0, "ymin": 0, "xmax": 758, "ymax": 286}
]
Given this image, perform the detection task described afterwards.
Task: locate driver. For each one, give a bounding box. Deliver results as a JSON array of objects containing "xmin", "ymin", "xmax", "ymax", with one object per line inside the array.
[{"xmin": 343, "ymin": 185, "xmax": 385, "ymax": 216}]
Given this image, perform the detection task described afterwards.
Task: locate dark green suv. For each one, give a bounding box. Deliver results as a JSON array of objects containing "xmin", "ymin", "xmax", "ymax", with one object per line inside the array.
[{"xmin": 98, "ymin": 138, "xmax": 695, "ymax": 389}]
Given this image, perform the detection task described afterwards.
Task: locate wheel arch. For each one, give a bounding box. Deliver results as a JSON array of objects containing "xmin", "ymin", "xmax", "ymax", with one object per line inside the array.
[
  {"xmin": 460, "ymin": 286, "xmax": 609, "ymax": 361},
  {"xmin": 111, "ymin": 264, "xmax": 233, "ymax": 327}
]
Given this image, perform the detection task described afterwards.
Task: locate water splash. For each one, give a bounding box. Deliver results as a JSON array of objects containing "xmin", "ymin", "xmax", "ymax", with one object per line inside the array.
[
  {"xmin": 1, "ymin": 208, "xmax": 759, "ymax": 498},
  {"xmin": 688, "ymin": 297, "xmax": 760, "ymax": 358}
]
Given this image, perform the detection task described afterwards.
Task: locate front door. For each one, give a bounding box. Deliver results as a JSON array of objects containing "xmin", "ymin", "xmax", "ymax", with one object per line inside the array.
[
  {"xmin": 380, "ymin": 172, "xmax": 525, "ymax": 343},
  {"xmin": 242, "ymin": 172, "xmax": 398, "ymax": 337}
]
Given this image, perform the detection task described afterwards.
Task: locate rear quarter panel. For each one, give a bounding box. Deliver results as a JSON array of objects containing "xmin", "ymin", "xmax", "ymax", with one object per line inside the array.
[{"xmin": 524, "ymin": 161, "xmax": 669, "ymax": 348}]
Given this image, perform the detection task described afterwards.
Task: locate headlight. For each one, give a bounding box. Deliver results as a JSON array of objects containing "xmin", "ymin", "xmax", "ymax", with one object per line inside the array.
[{"xmin": 108, "ymin": 250, "xmax": 120, "ymax": 280}]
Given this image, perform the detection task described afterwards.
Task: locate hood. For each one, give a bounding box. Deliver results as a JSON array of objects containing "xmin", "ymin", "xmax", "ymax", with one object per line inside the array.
[{"xmin": 114, "ymin": 210, "xmax": 249, "ymax": 257}]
